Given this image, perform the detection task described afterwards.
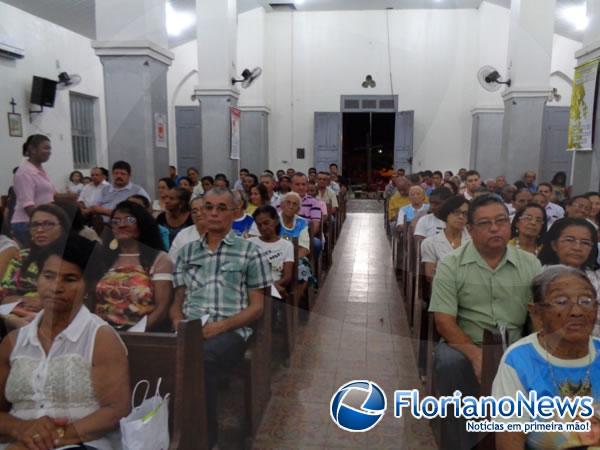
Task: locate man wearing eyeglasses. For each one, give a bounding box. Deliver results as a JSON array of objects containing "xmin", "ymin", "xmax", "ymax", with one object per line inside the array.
[
  {"xmin": 170, "ymin": 187, "xmax": 272, "ymax": 449},
  {"xmin": 428, "ymin": 194, "xmax": 542, "ymax": 450}
]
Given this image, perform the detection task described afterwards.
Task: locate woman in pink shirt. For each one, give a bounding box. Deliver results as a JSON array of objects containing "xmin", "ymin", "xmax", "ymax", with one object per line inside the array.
[{"xmin": 11, "ymin": 135, "xmax": 56, "ymax": 247}]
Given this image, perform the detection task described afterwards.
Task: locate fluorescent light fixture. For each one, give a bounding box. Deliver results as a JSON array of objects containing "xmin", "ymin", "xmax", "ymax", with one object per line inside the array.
[
  {"xmin": 295, "ymin": 0, "xmax": 304, "ymax": 4},
  {"xmin": 560, "ymin": 3, "xmax": 589, "ymax": 31},
  {"xmin": 166, "ymin": 3, "xmax": 195, "ymax": 37}
]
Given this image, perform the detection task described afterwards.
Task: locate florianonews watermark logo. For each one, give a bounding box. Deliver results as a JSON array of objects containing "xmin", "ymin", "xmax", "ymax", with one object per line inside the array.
[
  {"xmin": 331, "ymin": 382, "xmax": 594, "ymax": 434},
  {"xmin": 330, "ymin": 380, "xmax": 387, "ymax": 432}
]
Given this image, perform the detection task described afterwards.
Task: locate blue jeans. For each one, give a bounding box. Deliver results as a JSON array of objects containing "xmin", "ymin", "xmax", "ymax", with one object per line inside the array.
[
  {"xmin": 203, "ymin": 330, "xmax": 247, "ymax": 448},
  {"xmin": 10, "ymin": 222, "xmax": 30, "ymax": 248}
]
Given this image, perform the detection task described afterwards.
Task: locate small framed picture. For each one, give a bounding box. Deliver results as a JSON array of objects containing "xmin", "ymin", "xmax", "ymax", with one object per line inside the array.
[{"xmin": 7, "ymin": 113, "xmax": 22, "ymax": 137}]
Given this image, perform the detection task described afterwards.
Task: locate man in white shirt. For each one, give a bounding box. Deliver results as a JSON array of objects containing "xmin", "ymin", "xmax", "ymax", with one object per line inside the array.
[
  {"xmin": 169, "ymin": 196, "xmax": 206, "ymax": 261},
  {"xmin": 414, "ymin": 187, "xmax": 453, "ymax": 241},
  {"xmin": 260, "ymin": 172, "xmax": 281, "ymax": 208},
  {"xmin": 536, "ymin": 182, "xmax": 564, "ymax": 228},
  {"xmin": 315, "ymin": 171, "xmax": 339, "ymax": 215},
  {"xmin": 78, "ymin": 167, "xmax": 109, "ymax": 212},
  {"xmin": 463, "ymin": 170, "xmax": 481, "ymax": 201}
]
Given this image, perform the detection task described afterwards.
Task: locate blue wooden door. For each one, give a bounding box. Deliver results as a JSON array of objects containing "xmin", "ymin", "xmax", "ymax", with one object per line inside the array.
[
  {"xmin": 314, "ymin": 112, "xmax": 341, "ymax": 172},
  {"xmin": 394, "ymin": 111, "xmax": 414, "ymax": 173}
]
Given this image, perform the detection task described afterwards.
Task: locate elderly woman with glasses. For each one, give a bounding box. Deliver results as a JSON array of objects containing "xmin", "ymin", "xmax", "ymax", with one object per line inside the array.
[
  {"xmin": 94, "ymin": 201, "xmax": 172, "ymax": 331},
  {"xmin": 509, "ymin": 203, "xmax": 547, "ymax": 256},
  {"xmin": 538, "ymin": 218, "xmax": 600, "ymax": 336},
  {"xmin": 493, "ymin": 265, "xmax": 600, "ymax": 450}
]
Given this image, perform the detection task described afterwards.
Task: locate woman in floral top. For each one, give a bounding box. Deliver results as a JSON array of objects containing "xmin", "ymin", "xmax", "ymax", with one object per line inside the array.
[
  {"xmin": 0, "ymin": 204, "xmax": 71, "ymax": 326},
  {"xmin": 95, "ymin": 201, "xmax": 172, "ymax": 330}
]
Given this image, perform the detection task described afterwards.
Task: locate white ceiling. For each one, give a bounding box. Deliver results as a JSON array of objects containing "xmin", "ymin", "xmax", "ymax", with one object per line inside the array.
[{"xmin": 0, "ymin": 0, "xmax": 587, "ymax": 48}]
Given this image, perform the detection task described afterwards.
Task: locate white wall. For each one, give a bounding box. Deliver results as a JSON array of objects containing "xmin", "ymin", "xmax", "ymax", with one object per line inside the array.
[
  {"xmin": 0, "ymin": 2, "xmax": 107, "ymax": 195},
  {"xmin": 165, "ymin": 3, "xmax": 582, "ymax": 173}
]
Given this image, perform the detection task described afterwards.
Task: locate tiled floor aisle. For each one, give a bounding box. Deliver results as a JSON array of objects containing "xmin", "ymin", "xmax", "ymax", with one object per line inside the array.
[{"xmin": 253, "ymin": 208, "xmax": 438, "ymax": 449}]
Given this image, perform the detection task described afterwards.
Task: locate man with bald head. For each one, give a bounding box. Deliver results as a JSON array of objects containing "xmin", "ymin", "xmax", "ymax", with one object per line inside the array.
[{"xmin": 395, "ymin": 185, "xmax": 429, "ymax": 232}]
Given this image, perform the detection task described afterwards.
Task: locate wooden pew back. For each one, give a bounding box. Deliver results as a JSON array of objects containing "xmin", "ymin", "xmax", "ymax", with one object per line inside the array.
[{"xmin": 119, "ymin": 319, "xmax": 208, "ymax": 450}]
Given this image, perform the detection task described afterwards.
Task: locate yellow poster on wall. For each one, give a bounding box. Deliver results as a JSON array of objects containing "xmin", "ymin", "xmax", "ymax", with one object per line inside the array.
[{"xmin": 567, "ymin": 59, "xmax": 599, "ymax": 151}]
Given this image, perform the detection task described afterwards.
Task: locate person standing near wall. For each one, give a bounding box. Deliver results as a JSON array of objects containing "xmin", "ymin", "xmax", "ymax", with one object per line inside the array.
[{"xmin": 11, "ymin": 135, "xmax": 56, "ymax": 247}]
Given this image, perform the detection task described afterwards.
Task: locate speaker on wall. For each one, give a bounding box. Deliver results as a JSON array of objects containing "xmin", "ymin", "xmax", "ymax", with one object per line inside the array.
[{"xmin": 30, "ymin": 76, "xmax": 58, "ymax": 107}]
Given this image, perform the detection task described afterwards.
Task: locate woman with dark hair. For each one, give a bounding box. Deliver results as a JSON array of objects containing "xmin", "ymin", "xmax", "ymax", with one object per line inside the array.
[
  {"xmin": 66, "ymin": 170, "xmax": 84, "ymax": 195},
  {"xmin": 94, "ymin": 201, "xmax": 173, "ymax": 330},
  {"xmin": 152, "ymin": 177, "xmax": 176, "ymax": 215},
  {"xmin": 538, "ymin": 218, "xmax": 600, "ymax": 310},
  {"xmin": 156, "ymin": 187, "xmax": 193, "ymax": 248},
  {"xmin": 0, "ymin": 234, "xmax": 130, "ymax": 450},
  {"xmin": 509, "ymin": 203, "xmax": 547, "ymax": 255},
  {"xmin": 249, "ymin": 206, "xmax": 294, "ymax": 297},
  {"xmin": 442, "ymin": 180, "xmax": 459, "ymax": 195},
  {"xmin": 246, "ymin": 183, "xmax": 269, "ymax": 215},
  {"xmin": 0, "ymin": 204, "xmax": 71, "ymax": 326},
  {"xmin": 420, "ymin": 195, "xmax": 470, "ymax": 280},
  {"xmin": 11, "ymin": 135, "xmax": 56, "ymax": 247},
  {"xmin": 177, "ymin": 176, "xmax": 193, "ymax": 193},
  {"xmin": 551, "ymin": 171, "xmax": 571, "ymax": 203}
]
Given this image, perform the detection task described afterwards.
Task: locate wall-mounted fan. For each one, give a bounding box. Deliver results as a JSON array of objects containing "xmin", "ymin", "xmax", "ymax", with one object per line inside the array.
[
  {"xmin": 548, "ymin": 87, "xmax": 562, "ymax": 103},
  {"xmin": 232, "ymin": 67, "xmax": 262, "ymax": 88},
  {"xmin": 57, "ymin": 72, "xmax": 82, "ymax": 90},
  {"xmin": 477, "ymin": 65, "xmax": 511, "ymax": 92}
]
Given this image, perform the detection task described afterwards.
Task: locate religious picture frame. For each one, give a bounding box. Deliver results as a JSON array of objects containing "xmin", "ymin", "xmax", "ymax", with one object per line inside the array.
[{"xmin": 7, "ymin": 113, "xmax": 22, "ymax": 137}]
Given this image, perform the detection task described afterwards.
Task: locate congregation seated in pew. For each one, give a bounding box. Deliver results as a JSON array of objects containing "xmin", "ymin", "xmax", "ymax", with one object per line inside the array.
[
  {"xmin": 168, "ymin": 195, "xmax": 207, "ymax": 261},
  {"xmin": 0, "ymin": 234, "xmax": 130, "ymax": 450},
  {"xmin": 170, "ymin": 187, "xmax": 272, "ymax": 449},
  {"xmin": 413, "ymin": 187, "xmax": 453, "ymax": 241},
  {"xmin": 94, "ymin": 201, "xmax": 173, "ymax": 331},
  {"xmin": 396, "ymin": 185, "xmax": 428, "ymax": 233},
  {"xmin": 428, "ymin": 193, "xmax": 542, "ymax": 450}
]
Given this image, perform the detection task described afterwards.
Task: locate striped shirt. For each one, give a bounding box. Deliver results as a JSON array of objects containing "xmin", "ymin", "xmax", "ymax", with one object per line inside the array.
[
  {"xmin": 299, "ymin": 194, "xmax": 322, "ymax": 222},
  {"xmin": 173, "ymin": 230, "xmax": 272, "ymax": 339}
]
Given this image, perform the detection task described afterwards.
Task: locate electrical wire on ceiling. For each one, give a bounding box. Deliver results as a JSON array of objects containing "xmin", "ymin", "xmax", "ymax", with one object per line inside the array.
[{"xmin": 385, "ymin": 8, "xmax": 395, "ymax": 96}]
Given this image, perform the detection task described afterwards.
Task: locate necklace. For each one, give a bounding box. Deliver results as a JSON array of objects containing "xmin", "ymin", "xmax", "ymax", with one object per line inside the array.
[
  {"xmin": 445, "ymin": 230, "xmax": 461, "ymax": 249},
  {"xmin": 515, "ymin": 237, "xmax": 538, "ymax": 256},
  {"xmin": 119, "ymin": 253, "xmax": 140, "ymax": 257},
  {"xmin": 539, "ymin": 333, "xmax": 593, "ymax": 398}
]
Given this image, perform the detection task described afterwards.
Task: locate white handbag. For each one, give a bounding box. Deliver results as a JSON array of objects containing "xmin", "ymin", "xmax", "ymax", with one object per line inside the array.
[{"xmin": 120, "ymin": 378, "xmax": 170, "ymax": 450}]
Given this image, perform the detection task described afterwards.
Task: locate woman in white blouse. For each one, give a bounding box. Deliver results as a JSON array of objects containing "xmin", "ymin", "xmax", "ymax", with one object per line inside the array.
[
  {"xmin": 0, "ymin": 234, "xmax": 130, "ymax": 450},
  {"xmin": 421, "ymin": 195, "xmax": 471, "ymax": 281}
]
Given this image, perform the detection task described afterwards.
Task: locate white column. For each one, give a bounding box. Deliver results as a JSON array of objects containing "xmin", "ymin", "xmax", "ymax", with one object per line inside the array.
[
  {"xmin": 193, "ymin": 0, "xmax": 240, "ymax": 178},
  {"xmin": 93, "ymin": 0, "xmax": 173, "ymax": 195},
  {"xmin": 499, "ymin": 0, "xmax": 556, "ymax": 182},
  {"xmin": 571, "ymin": 0, "xmax": 600, "ymax": 193}
]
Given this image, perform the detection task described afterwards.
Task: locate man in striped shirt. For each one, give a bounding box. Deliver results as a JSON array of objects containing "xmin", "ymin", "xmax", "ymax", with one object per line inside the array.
[{"xmin": 291, "ymin": 172, "xmax": 323, "ymax": 256}]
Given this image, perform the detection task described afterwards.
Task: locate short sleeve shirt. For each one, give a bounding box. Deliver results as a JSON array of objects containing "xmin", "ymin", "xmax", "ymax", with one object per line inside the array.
[
  {"xmin": 173, "ymin": 231, "xmax": 273, "ymax": 339},
  {"xmin": 12, "ymin": 161, "xmax": 56, "ymax": 224},
  {"xmin": 414, "ymin": 214, "xmax": 446, "ymax": 238},
  {"xmin": 396, "ymin": 204, "xmax": 429, "ymax": 226},
  {"xmin": 299, "ymin": 195, "xmax": 322, "ymax": 222},
  {"xmin": 428, "ymin": 241, "xmax": 542, "ymax": 345},
  {"xmin": 249, "ymin": 237, "xmax": 294, "ymax": 282},
  {"xmin": 316, "ymin": 188, "xmax": 339, "ymax": 209},
  {"xmin": 420, "ymin": 230, "xmax": 471, "ymax": 264}
]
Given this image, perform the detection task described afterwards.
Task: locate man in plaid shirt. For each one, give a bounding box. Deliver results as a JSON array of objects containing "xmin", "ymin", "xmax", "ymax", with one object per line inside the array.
[{"xmin": 171, "ymin": 188, "xmax": 272, "ymax": 448}]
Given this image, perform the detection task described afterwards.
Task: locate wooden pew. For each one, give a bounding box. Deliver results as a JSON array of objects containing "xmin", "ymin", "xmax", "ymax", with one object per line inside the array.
[
  {"xmin": 278, "ymin": 238, "xmax": 300, "ymax": 358},
  {"xmin": 411, "ymin": 251, "xmax": 432, "ymax": 378},
  {"xmin": 119, "ymin": 319, "xmax": 208, "ymax": 450},
  {"xmin": 476, "ymin": 327, "xmax": 508, "ymax": 450},
  {"xmin": 233, "ymin": 294, "xmax": 273, "ymax": 444}
]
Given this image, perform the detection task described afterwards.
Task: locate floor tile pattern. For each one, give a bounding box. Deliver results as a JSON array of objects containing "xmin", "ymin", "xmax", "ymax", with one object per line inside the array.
[{"xmin": 252, "ymin": 209, "xmax": 438, "ymax": 449}]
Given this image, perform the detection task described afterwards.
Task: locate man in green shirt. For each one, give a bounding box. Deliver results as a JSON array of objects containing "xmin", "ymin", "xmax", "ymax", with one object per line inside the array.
[{"xmin": 428, "ymin": 194, "xmax": 542, "ymax": 450}]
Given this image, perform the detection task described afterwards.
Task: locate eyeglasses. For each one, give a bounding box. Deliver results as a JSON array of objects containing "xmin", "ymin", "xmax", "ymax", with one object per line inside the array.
[
  {"xmin": 472, "ymin": 216, "xmax": 510, "ymax": 229},
  {"xmin": 520, "ymin": 214, "xmax": 544, "ymax": 224},
  {"xmin": 450, "ymin": 210, "xmax": 468, "ymax": 218},
  {"xmin": 110, "ymin": 216, "xmax": 137, "ymax": 226},
  {"xmin": 540, "ymin": 296, "xmax": 598, "ymax": 310},
  {"xmin": 30, "ymin": 221, "xmax": 59, "ymax": 231},
  {"xmin": 202, "ymin": 204, "xmax": 236, "ymax": 213},
  {"xmin": 558, "ymin": 236, "xmax": 594, "ymax": 248}
]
